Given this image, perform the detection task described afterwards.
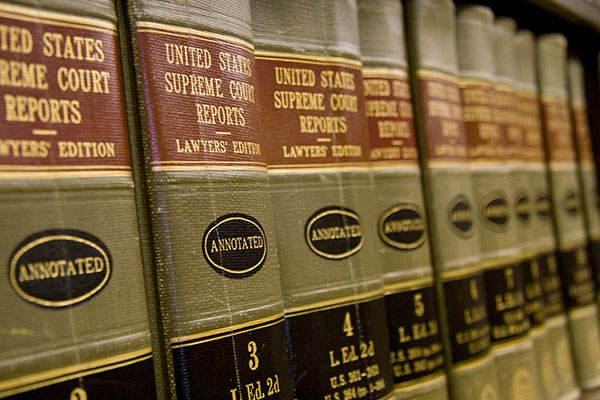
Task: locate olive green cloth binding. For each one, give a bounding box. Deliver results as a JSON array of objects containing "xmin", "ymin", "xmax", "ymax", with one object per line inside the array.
[
  {"xmin": 405, "ymin": 1, "xmax": 501, "ymax": 399},
  {"xmin": 119, "ymin": 0, "xmax": 294, "ymax": 398},
  {"xmin": 568, "ymin": 54, "xmax": 600, "ymax": 306},
  {"xmin": 0, "ymin": 0, "xmax": 157, "ymax": 398},
  {"xmin": 538, "ymin": 33, "xmax": 600, "ymax": 392},
  {"xmin": 358, "ymin": 0, "xmax": 448, "ymax": 399},
  {"xmin": 250, "ymin": 1, "xmax": 395, "ymax": 399},
  {"xmin": 514, "ymin": 29, "xmax": 580, "ymax": 400},
  {"xmin": 457, "ymin": 9, "xmax": 544, "ymax": 400}
]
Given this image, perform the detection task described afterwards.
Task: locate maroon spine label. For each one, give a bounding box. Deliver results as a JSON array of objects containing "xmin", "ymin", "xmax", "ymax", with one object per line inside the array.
[
  {"xmin": 0, "ymin": 3, "xmax": 131, "ymax": 175},
  {"xmin": 362, "ymin": 69, "xmax": 418, "ymax": 165},
  {"xmin": 460, "ymin": 79, "xmax": 503, "ymax": 162},
  {"xmin": 416, "ymin": 70, "xmax": 467, "ymax": 163},
  {"xmin": 541, "ymin": 97, "xmax": 576, "ymax": 164},
  {"xmin": 255, "ymin": 52, "xmax": 368, "ymax": 169},
  {"xmin": 136, "ymin": 22, "xmax": 264, "ymax": 170},
  {"xmin": 518, "ymin": 91, "xmax": 545, "ymax": 164},
  {"xmin": 572, "ymin": 103, "xmax": 594, "ymax": 164}
]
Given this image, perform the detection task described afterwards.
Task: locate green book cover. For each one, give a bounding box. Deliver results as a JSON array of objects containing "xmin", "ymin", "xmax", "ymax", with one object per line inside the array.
[
  {"xmin": 538, "ymin": 33, "xmax": 600, "ymax": 392},
  {"xmin": 568, "ymin": 54, "xmax": 600, "ymax": 305},
  {"xmin": 457, "ymin": 9, "xmax": 543, "ymax": 400},
  {"xmin": 514, "ymin": 29, "xmax": 580, "ymax": 400},
  {"xmin": 0, "ymin": 0, "xmax": 157, "ymax": 398},
  {"xmin": 404, "ymin": 1, "xmax": 500, "ymax": 399},
  {"xmin": 120, "ymin": 0, "xmax": 294, "ymax": 398},
  {"xmin": 250, "ymin": 0, "xmax": 395, "ymax": 399},
  {"xmin": 358, "ymin": 0, "xmax": 448, "ymax": 399}
]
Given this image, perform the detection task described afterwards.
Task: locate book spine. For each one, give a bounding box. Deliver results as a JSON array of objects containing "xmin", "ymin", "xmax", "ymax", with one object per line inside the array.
[
  {"xmin": 404, "ymin": 1, "xmax": 500, "ymax": 399},
  {"xmin": 515, "ymin": 29, "xmax": 580, "ymax": 400},
  {"xmin": 122, "ymin": 0, "xmax": 294, "ymax": 398},
  {"xmin": 251, "ymin": 1, "xmax": 395, "ymax": 399},
  {"xmin": 568, "ymin": 55, "xmax": 600, "ymax": 303},
  {"xmin": 0, "ymin": 1, "xmax": 157, "ymax": 398},
  {"xmin": 538, "ymin": 33, "xmax": 600, "ymax": 392},
  {"xmin": 459, "ymin": 12, "xmax": 544, "ymax": 400},
  {"xmin": 358, "ymin": 1, "xmax": 448, "ymax": 398}
]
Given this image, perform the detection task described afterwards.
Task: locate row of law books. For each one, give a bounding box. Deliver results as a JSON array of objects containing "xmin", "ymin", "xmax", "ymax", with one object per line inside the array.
[{"xmin": 2, "ymin": 0, "xmax": 600, "ymax": 399}]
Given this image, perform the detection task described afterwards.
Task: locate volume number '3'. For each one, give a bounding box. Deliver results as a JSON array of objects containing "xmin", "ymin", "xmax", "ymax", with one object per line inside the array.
[{"xmin": 248, "ymin": 341, "xmax": 259, "ymax": 371}]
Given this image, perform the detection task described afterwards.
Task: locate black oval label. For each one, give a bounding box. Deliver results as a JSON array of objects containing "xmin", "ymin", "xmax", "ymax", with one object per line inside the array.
[
  {"xmin": 515, "ymin": 192, "xmax": 531, "ymax": 226},
  {"xmin": 203, "ymin": 214, "xmax": 267, "ymax": 278},
  {"xmin": 305, "ymin": 206, "xmax": 364, "ymax": 259},
  {"xmin": 378, "ymin": 204, "xmax": 426, "ymax": 250},
  {"xmin": 480, "ymin": 192, "xmax": 510, "ymax": 231},
  {"xmin": 535, "ymin": 193, "xmax": 551, "ymax": 220},
  {"xmin": 447, "ymin": 195, "xmax": 474, "ymax": 238},
  {"xmin": 9, "ymin": 229, "xmax": 112, "ymax": 308},
  {"xmin": 564, "ymin": 190, "xmax": 579, "ymax": 217}
]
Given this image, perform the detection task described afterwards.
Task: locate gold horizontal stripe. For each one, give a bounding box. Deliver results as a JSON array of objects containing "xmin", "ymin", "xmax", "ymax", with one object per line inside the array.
[
  {"xmin": 459, "ymin": 77, "xmax": 494, "ymax": 87},
  {"xmin": 136, "ymin": 22, "xmax": 253, "ymax": 50},
  {"xmin": 495, "ymin": 83, "xmax": 516, "ymax": 92},
  {"xmin": 255, "ymin": 50, "xmax": 362, "ymax": 68},
  {"xmin": 0, "ymin": 3, "xmax": 116, "ymax": 32},
  {"xmin": 0, "ymin": 165, "xmax": 131, "ymax": 170},
  {"xmin": 490, "ymin": 333, "xmax": 530, "ymax": 350},
  {"xmin": 0, "ymin": 348, "xmax": 152, "ymax": 396},
  {"xmin": 268, "ymin": 162, "xmax": 370, "ymax": 171},
  {"xmin": 152, "ymin": 165, "xmax": 267, "ymax": 172},
  {"xmin": 441, "ymin": 264, "xmax": 482, "ymax": 281},
  {"xmin": 567, "ymin": 303, "xmax": 597, "ymax": 320},
  {"xmin": 416, "ymin": 69, "xmax": 459, "ymax": 83},
  {"xmin": 369, "ymin": 161, "xmax": 420, "ymax": 170},
  {"xmin": 152, "ymin": 160, "xmax": 266, "ymax": 165},
  {"xmin": 540, "ymin": 94, "xmax": 567, "ymax": 103},
  {"xmin": 425, "ymin": 160, "xmax": 470, "ymax": 168},
  {"xmin": 559, "ymin": 239, "xmax": 586, "ymax": 251},
  {"xmin": 384, "ymin": 277, "xmax": 433, "ymax": 294},
  {"xmin": 393, "ymin": 371, "xmax": 446, "ymax": 391},
  {"xmin": 479, "ymin": 254, "xmax": 526, "ymax": 270},
  {"xmin": 0, "ymin": 171, "xmax": 133, "ymax": 179},
  {"xmin": 170, "ymin": 312, "xmax": 284, "ymax": 345},
  {"xmin": 362, "ymin": 68, "xmax": 408, "ymax": 79},
  {"xmin": 589, "ymin": 232, "xmax": 600, "ymax": 241},
  {"xmin": 451, "ymin": 352, "xmax": 493, "ymax": 372},
  {"xmin": 379, "ymin": 392, "xmax": 396, "ymax": 400},
  {"xmin": 533, "ymin": 244, "xmax": 556, "ymax": 254},
  {"xmin": 285, "ymin": 289, "xmax": 384, "ymax": 317},
  {"xmin": 516, "ymin": 89, "xmax": 536, "ymax": 98}
]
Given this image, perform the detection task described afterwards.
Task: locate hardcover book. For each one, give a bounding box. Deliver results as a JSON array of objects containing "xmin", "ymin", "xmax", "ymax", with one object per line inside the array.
[
  {"xmin": 538, "ymin": 33, "xmax": 600, "ymax": 392},
  {"xmin": 0, "ymin": 1, "xmax": 157, "ymax": 398},
  {"xmin": 568, "ymin": 54, "xmax": 600, "ymax": 305},
  {"xmin": 515, "ymin": 28, "xmax": 580, "ymax": 400},
  {"xmin": 120, "ymin": 0, "xmax": 294, "ymax": 398},
  {"xmin": 457, "ymin": 11, "xmax": 543, "ymax": 400},
  {"xmin": 405, "ymin": 1, "xmax": 500, "ymax": 399},
  {"xmin": 251, "ymin": 0, "xmax": 395, "ymax": 399},
  {"xmin": 358, "ymin": 0, "xmax": 448, "ymax": 398}
]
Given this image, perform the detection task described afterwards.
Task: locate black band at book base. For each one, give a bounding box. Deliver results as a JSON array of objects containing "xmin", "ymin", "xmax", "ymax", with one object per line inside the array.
[
  {"xmin": 172, "ymin": 318, "xmax": 293, "ymax": 400},
  {"xmin": 539, "ymin": 253, "xmax": 566, "ymax": 319},
  {"xmin": 588, "ymin": 239, "xmax": 600, "ymax": 292},
  {"xmin": 522, "ymin": 258, "xmax": 545, "ymax": 328},
  {"xmin": 5, "ymin": 354, "xmax": 155, "ymax": 399},
  {"xmin": 443, "ymin": 273, "xmax": 491, "ymax": 364},
  {"xmin": 557, "ymin": 246, "xmax": 597, "ymax": 310},
  {"xmin": 285, "ymin": 298, "xmax": 394, "ymax": 400},
  {"xmin": 484, "ymin": 261, "xmax": 530, "ymax": 344},
  {"xmin": 385, "ymin": 285, "xmax": 444, "ymax": 386}
]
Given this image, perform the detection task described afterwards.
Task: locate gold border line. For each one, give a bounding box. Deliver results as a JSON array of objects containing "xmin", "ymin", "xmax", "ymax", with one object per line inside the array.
[
  {"xmin": 425, "ymin": 160, "xmax": 470, "ymax": 168},
  {"xmin": 285, "ymin": 289, "xmax": 384, "ymax": 317},
  {"xmin": 384, "ymin": 277, "xmax": 433, "ymax": 294},
  {"xmin": 0, "ymin": 171, "xmax": 133, "ymax": 179},
  {"xmin": 0, "ymin": 348, "xmax": 151, "ymax": 396},
  {"xmin": 559, "ymin": 239, "xmax": 587, "ymax": 251},
  {"xmin": 393, "ymin": 371, "xmax": 446, "ymax": 392},
  {"xmin": 136, "ymin": 21, "xmax": 253, "ymax": 50},
  {"xmin": 416, "ymin": 69, "xmax": 459, "ymax": 83},
  {"xmin": 451, "ymin": 352, "xmax": 493, "ymax": 372},
  {"xmin": 369, "ymin": 161, "xmax": 420, "ymax": 170},
  {"xmin": 170, "ymin": 312, "xmax": 284, "ymax": 345},
  {"xmin": 0, "ymin": 165, "xmax": 131, "ymax": 170},
  {"xmin": 151, "ymin": 165, "xmax": 267, "ymax": 172},
  {"xmin": 479, "ymin": 254, "xmax": 526, "ymax": 270},
  {"xmin": 490, "ymin": 333, "xmax": 530, "ymax": 350},
  {"xmin": 255, "ymin": 50, "xmax": 362, "ymax": 68},
  {"xmin": 0, "ymin": 3, "xmax": 116, "ymax": 32},
  {"xmin": 459, "ymin": 77, "xmax": 494, "ymax": 87},
  {"xmin": 267, "ymin": 162, "xmax": 370, "ymax": 170},
  {"xmin": 362, "ymin": 68, "xmax": 408, "ymax": 79},
  {"xmin": 441, "ymin": 264, "xmax": 482, "ymax": 281}
]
